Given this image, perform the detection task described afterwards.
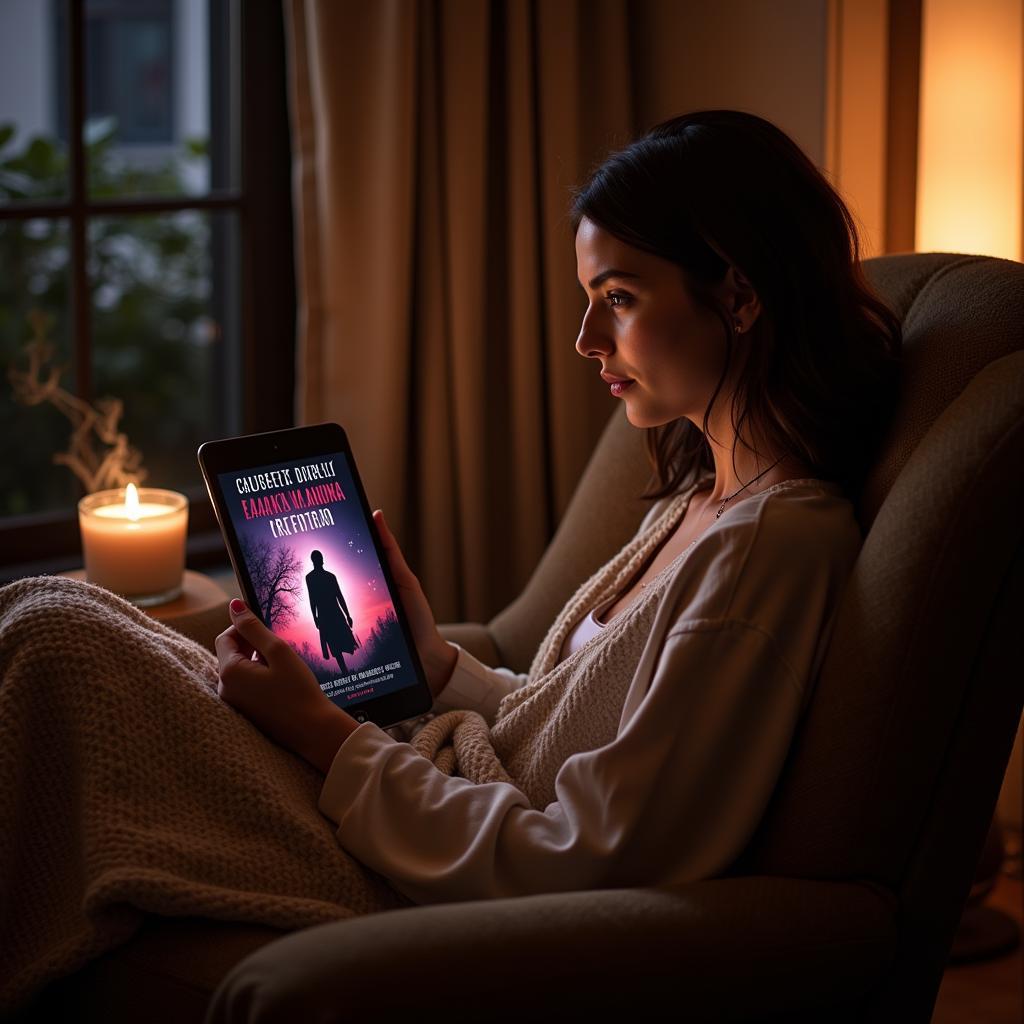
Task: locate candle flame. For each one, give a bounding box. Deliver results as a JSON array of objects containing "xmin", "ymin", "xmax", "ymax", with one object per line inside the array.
[{"xmin": 125, "ymin": 482, "xmax": 140, "ymax": 520}]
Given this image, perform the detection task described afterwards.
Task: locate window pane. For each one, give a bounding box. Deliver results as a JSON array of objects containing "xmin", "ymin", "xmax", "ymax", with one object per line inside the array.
[
  {"xmin": 78, "ymin": 0, "xmax": 238, "ymax": 199},
  {"xmin": 0, "ymin": 1, "xmax": 69, "ymax": 204},
  {"xmin": 0, "ymin": 218, "xmax": 78, "ymax": 517},
  {"xmin": 89, "ymin": 209, "xmax": 241, "ymax": 497}
]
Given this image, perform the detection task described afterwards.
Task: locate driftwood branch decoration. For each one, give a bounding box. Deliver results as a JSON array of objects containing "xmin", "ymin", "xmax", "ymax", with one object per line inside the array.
[{"xmin": 7, "ymin": 309, "xmax": 148, "ymax": 494}]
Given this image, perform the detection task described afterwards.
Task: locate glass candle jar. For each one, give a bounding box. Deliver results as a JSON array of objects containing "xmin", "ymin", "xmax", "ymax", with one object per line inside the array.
[{"xmin": 77, "ymin": 485, "xmax": 189, "ymax": 606}]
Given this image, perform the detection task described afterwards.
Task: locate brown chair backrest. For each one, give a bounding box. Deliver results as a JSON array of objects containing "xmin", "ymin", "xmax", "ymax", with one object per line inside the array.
[
  {"xmin": 483, "ymin": 251, "xmax": 1024, "ymax": 1021},
  {"xmin": 733, "ymin": 252, "xmax": 1024, "ymax": 1020},
  {"xmin": 732, "ymin": 253, "xmax": 1023, "ymax": 883}
]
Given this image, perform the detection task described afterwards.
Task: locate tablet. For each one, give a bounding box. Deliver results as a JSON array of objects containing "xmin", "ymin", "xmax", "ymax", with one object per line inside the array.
[{"xmin": 197, "ymin": 422, "xmax": 434, "ymax": 730}]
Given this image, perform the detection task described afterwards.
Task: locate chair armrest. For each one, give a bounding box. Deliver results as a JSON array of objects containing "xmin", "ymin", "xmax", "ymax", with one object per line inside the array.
[
  {"xmin": 208, "ymin": 876, "xmax": 897, "ymax": 1022},
  {"xmin": 437, "ymin": 621, "xmax": 502, "ymax": 666}
]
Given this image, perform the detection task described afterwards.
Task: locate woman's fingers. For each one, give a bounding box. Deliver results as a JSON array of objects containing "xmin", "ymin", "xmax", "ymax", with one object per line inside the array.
[
  {"xmin": 373, "ymin": 509, "xmax": 419, "ymax": 589},
  {"xmin": 226, "ymin": 599, "xmax": 285, "ymax": 664},
  {"xmin": 212, "ymin": 606, "xmax": 339, "ymax": 762},
  {"xmin": 370, "ymin": 509, "xmax": 453, "ymax": 694},
  {"xmin": 215, "ymin": 625, "xmax": 264, "ymax": 682},
  {"xmin": 215, "ymin": 625, "xmax": 254, "ymax": 659},
  {"xmin": 373, "ymin": 508, "xmax": 444, "ymax": 638}
]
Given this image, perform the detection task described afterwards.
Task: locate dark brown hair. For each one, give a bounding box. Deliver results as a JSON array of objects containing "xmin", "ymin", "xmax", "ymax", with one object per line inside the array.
[{"xmin": 568, "ymin": 109, "xmax": 903, "ymax": 502}]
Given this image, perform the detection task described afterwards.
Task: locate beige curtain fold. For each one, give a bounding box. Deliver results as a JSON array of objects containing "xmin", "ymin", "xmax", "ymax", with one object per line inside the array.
[{"xmin": 284, "ymin": 0, "xmax": 636, "ymax": 624}]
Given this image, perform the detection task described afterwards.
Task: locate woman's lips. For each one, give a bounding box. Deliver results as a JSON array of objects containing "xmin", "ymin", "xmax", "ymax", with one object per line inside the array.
[{"xmin": 609, "ymin": 379, "xmax": 635, "ymax": 396}]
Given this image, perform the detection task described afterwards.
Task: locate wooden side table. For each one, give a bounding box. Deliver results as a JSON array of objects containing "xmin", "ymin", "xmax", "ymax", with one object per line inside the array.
[{"xmin": 61, "ymin": 568, "xmax": 231, "ymax": 653}]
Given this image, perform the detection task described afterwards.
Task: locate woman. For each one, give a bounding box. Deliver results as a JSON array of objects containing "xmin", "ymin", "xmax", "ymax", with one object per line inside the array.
[
  {"xmin": 0, "ymin": 110, "xmax": 901, "ymax": 1013},
  {"xmin": 271, "ymin": 109, "xmax": 900, "ymax": 902}
]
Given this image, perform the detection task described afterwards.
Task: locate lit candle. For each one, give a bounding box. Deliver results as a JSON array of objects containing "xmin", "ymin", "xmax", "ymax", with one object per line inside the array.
[{"xmin": 78, "ymin": 483, "xmax": 189, "ymax": 606}]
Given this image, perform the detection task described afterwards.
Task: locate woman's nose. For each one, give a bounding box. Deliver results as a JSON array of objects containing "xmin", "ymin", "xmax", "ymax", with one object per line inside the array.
[{"xmin": 575, "ymin": 306, "xmax": 611, "ymax": 358}]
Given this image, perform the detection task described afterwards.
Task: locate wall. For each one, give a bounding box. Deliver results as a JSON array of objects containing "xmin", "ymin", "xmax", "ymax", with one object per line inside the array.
[{"xmin": 632, "ymin": 0, "xmax": 829, "ymax": 166}]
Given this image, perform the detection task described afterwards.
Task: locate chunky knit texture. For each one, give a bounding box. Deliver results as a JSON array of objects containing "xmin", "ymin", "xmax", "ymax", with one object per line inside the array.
[
  {"xmin": 0, "ymin": 575, "xmax": 515, "ymax": 1016},
  {"xmin": 489, "ymin": 484, "xmax": 700, "ymax": 809}
]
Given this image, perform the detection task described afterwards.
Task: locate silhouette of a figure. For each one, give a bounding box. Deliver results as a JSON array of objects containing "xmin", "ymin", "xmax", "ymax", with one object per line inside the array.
[{"xmin": 306, "ymin": 550, "xmax": 357, "ymax": 671}]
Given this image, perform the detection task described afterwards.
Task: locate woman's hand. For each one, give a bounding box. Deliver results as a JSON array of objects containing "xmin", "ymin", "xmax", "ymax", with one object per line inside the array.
[
  {"xmin": 373, "ymin": 509, "xmax": 457, "ymax": 698},
  {"xmin": 215, "ymin": 598, "xmax": 359, "ymax": 773}
]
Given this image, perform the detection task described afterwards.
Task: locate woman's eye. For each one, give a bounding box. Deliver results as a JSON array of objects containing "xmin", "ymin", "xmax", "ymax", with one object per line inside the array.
[{"xmin": 605, "ymin": 292, "xmax": 632, "ymax": 308}]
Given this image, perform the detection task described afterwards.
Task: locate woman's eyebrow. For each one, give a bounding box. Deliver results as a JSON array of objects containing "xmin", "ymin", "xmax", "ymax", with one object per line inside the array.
[{"xmin": 580, "ymin": 269, "xmax": 642, "ymax": 290}]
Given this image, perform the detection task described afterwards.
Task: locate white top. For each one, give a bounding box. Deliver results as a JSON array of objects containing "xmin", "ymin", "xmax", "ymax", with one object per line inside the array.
[
  {"xmin": 317, "ymin": 478, "xmax": 862, "ymax": 904},
  {"xmin": 559, "ymin": 605, "xmax": 608, "ymax": 659}
]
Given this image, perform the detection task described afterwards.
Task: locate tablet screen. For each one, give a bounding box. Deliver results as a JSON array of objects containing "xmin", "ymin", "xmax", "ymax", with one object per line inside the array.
[{"xmin": 215, "ymin": 451, "xmax": 417, "ymax": 713}]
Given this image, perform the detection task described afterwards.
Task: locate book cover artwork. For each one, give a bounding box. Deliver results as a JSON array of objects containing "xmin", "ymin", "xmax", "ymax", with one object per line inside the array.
[{"xmin": 218, "ymin": 452, "xmax": 414, "ymax": 709}]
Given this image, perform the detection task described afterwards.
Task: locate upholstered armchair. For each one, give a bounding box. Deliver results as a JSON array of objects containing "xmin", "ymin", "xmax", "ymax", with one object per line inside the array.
[{"xmin": 16, "ymin": 251, "xmax": 1024, "ymax": 1024}]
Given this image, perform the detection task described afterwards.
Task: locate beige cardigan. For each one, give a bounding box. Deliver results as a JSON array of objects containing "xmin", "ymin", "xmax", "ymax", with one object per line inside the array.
[{"xmin": 318, "ymin": 476, "xmax": 862, "ymax": 904}]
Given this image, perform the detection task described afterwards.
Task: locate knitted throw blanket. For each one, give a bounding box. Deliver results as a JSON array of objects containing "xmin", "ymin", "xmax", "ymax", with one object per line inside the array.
[
  {"xmin": 0, "ymin": 575, "xmax": 514, "ymax": 1016},
  {"xmin": 0, "ymin": 488, "xmax": 693, "ymax": 1015}
]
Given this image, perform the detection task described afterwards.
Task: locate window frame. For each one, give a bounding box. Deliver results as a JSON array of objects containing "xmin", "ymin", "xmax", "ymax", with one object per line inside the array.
[{"xmin": 0, "ymin": 0, "xmax": 296, "ymax": 583}]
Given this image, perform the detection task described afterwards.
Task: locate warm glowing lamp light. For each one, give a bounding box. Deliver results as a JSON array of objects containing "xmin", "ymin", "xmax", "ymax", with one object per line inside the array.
[{"xmin": 916, "ymin": 0, "xmax": 1023, "ymax": 261}]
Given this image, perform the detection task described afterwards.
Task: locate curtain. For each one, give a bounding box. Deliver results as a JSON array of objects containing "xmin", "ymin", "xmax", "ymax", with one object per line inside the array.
[{"xmin": 284, "ymin": 0, "xmax": 636, "ymax": 624}]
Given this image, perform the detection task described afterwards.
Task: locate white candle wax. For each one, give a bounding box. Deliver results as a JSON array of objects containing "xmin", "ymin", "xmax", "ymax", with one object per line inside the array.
[{"xmin": 78, "ymin": 484, "xmax": 189, "ymax": 604}]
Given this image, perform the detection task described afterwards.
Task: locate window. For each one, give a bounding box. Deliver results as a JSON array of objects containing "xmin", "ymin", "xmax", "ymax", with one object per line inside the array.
[
  {"xmin": 0, "ymin": 0, "xmax": 296, "ymax": 581},
  {"xmin": 58, "ymin": 0, "xmax": 177, "ymax": 147}
]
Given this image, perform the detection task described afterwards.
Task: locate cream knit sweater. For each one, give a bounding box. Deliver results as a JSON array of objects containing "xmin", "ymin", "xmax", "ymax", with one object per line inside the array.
[
  {"xmin": 317, "ymin": 476, "xmax": 862, "ymax": 905},
  {"xmin": 488, "ymin": 486, "xmax": 703, "ymax": 809}
]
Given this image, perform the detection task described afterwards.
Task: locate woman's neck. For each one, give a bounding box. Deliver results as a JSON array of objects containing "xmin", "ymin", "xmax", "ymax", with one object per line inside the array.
[{"xmin": 698, "ymin": 452, "xmax": 817, "ymax": 506}]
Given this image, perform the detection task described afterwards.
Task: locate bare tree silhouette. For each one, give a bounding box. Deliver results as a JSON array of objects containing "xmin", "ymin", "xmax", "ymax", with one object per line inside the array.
[{"xmin": 240, "ymin": 534, "xmax": 303, "ymax": 629}]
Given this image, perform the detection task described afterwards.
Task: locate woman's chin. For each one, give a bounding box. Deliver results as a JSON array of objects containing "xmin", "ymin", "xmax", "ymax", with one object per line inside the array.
[
  {"xmin": 625, "ymin": 409, "xmax": 657, "ymax": 429},
  {"xmin": 620, "ymin": 396, "xmax": 656, "ymax": 428},
  {"xmin": 624, "ymin": 401, "xmax": 681, "ymax": 431}
]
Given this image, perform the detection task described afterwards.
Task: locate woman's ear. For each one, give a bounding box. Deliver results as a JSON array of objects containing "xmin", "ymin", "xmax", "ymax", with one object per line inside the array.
[{"xmin": 725, "ymin": 264, "xmax": 760, "ymax": 326}]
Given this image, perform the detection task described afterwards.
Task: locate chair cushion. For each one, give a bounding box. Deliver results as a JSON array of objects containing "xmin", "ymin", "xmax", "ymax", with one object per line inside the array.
[{"xmin": 206, "ymin": 876, "xmax": 897, "ymax": 1022}]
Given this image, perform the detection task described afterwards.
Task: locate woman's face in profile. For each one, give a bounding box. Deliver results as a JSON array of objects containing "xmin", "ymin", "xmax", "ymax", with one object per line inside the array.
[{"xmin": 574, "ymin": 216, "xmax": 739, "ymax": 430}]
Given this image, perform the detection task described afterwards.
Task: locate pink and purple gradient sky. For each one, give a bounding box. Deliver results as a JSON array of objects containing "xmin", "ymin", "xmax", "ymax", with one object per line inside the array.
[{"xmin": 218, "ymin": 452, "xmax": 396, "ymax": 663}]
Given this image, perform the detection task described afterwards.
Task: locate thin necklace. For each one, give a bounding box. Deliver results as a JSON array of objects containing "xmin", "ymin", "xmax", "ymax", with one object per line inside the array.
[
  {"xmin": 637, "ymin": 455, "xmax": 787, "ymax": 590},
  {"xmin": 712, "ymin": 454, "xmax": 787, "ymax": 519}
]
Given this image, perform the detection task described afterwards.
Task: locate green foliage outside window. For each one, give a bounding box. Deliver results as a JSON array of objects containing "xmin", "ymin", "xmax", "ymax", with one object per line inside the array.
[{"xmin": 1, "ymin": 119, "xmax": 223, "ymax": 520}]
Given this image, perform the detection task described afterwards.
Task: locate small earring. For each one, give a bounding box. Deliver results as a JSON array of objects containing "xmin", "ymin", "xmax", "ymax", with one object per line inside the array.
[{"xmin": 734, "ymin": 322, "xmax": 743, "ymax": 334}]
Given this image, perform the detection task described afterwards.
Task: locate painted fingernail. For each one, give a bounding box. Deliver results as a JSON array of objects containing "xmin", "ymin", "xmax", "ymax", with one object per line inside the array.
[{"xmin": 230, "ymin": 598, "xmax": 245, "ymax": 614}]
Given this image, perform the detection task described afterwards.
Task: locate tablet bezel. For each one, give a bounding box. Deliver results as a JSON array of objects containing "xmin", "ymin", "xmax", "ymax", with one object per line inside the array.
[{"xmin": 197, "ymin": 421, "xmax": 434, "ymax": 730}]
